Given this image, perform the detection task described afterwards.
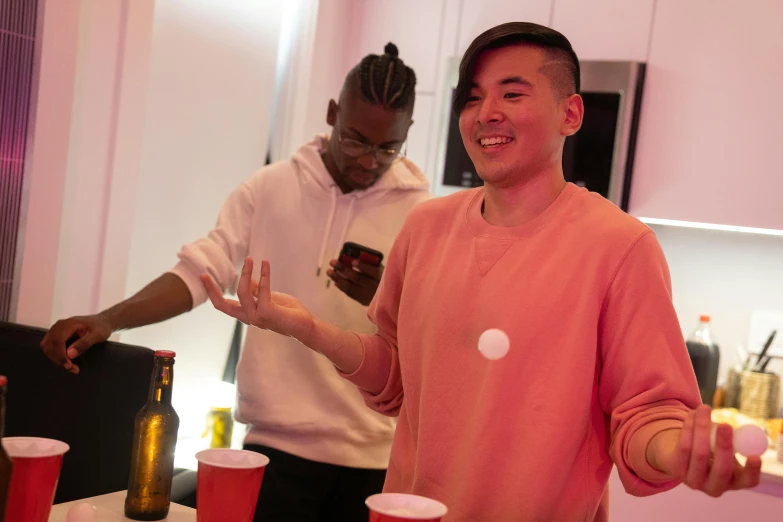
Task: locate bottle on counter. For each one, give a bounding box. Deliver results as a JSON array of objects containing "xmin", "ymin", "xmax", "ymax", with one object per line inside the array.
[
  {"xmin": 125, "ymin": 351, "xmax": 180, "ymax": 521},
  {"xmin": 0, "ymin": 376, "xmax": 11, "ymax": 522},
  {"xmin": 686, "ymin": 315, "xmax": 721, "ymax": 407}
]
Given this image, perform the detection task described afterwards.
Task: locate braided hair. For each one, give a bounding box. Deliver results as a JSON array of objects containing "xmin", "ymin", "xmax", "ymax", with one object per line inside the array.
[{"xmin": 355, "ymin": 43, "xmax": 416, "ymax": 110}]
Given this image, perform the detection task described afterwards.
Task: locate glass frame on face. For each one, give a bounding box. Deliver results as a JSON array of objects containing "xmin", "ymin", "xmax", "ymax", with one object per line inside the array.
[{"xmin": 334, "ymin": 129, "xmax": 406, "ymax": 165}]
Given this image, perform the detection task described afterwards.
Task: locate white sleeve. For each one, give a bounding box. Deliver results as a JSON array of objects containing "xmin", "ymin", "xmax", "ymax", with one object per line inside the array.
[{"xmin": 168, "ymin": 179, "xmax": 255, "ymax": 307}]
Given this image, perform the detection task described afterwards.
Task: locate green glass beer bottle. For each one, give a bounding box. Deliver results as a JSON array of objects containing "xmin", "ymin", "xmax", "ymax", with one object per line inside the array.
[{"xmin": 125, "ymin": 351, "xmax": 179, "ymax": 520}]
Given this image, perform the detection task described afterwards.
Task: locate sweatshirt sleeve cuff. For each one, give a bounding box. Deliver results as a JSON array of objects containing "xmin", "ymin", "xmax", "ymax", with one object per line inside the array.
[
  {"xmin": 168, "ymin": 262, "xmax": 208, "ymax": 308},
  {"xmin": 337, "ymin": 333, "xmax": 392, "ymax": 396},
  {"xmin": 625, "ymin": 419, "xmax": 684, "ymax": 486}
]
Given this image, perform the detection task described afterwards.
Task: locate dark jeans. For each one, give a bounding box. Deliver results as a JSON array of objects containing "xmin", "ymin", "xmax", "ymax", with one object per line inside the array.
[{"xmin": 244, "ymin": 444, "xmax": 386, "ymax": 522}]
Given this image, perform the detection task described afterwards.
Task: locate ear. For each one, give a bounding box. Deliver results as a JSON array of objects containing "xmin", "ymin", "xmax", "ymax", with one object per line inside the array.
[
  {"xmin": 326, "ymin": 99, "xmax": 338, "ymax": 126},
  {"xmin": 561, "ymin": 94, "xmax": 584, "ymax": 137}
]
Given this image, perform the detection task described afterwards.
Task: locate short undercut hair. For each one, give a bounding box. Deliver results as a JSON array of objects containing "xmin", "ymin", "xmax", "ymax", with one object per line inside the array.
[{"xmin": 453, "ymin": 22, "xmax": 580, "ymax": 114}]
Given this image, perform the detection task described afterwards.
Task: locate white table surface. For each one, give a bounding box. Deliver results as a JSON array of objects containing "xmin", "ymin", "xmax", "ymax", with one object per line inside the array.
[{"xmin": 48, "ymin": 491, "xmax": 195, "ymax": 522}]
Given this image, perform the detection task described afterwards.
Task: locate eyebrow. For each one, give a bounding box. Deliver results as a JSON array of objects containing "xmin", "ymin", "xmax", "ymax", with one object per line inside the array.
[
  {"xmin": 470, "ymin": 76, "xmax": 534, "ymax": 89},
  {"xmin": 345, "ymin": 127, "xmax": 368, "ymax": 142},
  {"xmin": 500, "ymin": 76, "xmax": 533, "ymax": 87}
]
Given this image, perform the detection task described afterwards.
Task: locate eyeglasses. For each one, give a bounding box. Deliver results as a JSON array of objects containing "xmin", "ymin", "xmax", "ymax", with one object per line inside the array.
[{"xmin": 335, "ymin": 131, "xmax": 405, "ymax": 165}]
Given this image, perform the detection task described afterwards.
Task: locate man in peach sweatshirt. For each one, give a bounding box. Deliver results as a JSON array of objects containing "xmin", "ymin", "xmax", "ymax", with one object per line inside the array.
[{"xmin": 202, "ymin": 22, "xmax": 762, "ymax": 521}]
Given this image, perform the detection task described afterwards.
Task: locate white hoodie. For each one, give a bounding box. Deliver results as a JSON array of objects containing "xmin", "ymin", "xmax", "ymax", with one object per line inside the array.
[{"xmin": 169, "ymin": 135, "xmax": 431, "ymax": 468}]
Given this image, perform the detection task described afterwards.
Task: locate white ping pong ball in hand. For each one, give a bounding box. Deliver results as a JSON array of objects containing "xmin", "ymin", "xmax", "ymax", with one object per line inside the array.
[
  {"xmin": 66, "ymin": 502, "xmax": 98, "ymax": 522},
  {"xmin": 478, "ymin": 329, "xmax": 510, "ymax": 360},
  {"xmin": 733, "ymin": 424, "xmax": 768, "ymax": 457},
  {"xmin": 710, "ymin": 423, "xmax": 768, "ymax": 457}
]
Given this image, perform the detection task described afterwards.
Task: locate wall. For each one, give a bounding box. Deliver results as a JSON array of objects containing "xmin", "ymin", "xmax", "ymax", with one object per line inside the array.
[
  {"xmin": 14, "ymin": 0, "xmax": 284, "ymax": 437},
  {"xmin": 14, "ymin": 0, "xmax": 83, "ymax": 327},
  {"xmin": 15, "ymin": 0, "xmax": 157, "ymax": 327},
  {"xmin": 653, "ymin": 224, "xmax": 783, "ymax": 398},
  {"xmin": 0, "ymin": 0, "xmax": 38, "ymax": 321},
  {"xmin": 268, "ymin": 0, "xmax": 362, "ymax": 162},
  {"xmin": 117, "ymin": 0, "xmax": 283, "ymax": 436}
]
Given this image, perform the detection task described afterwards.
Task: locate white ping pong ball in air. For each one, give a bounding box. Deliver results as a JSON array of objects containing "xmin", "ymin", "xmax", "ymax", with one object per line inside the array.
[{"xmin": 478, "ymin": 329, "xmax": 510, "ymax": 360}]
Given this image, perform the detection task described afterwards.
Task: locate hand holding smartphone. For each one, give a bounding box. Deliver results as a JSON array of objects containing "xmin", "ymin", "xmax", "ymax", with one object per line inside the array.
[
  {"xmin": 338, "ymin": 242, "xmax": 384, "ymax": 267},
  {"xmin": 327, "ymin": 242, "xmax": 385, "ymax": 306}
]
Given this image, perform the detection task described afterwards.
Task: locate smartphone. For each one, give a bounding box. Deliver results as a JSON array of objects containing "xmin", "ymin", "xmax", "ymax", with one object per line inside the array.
[{"xmin": 339, "ymin": 241, "xmax": 384, "ymax": 267}]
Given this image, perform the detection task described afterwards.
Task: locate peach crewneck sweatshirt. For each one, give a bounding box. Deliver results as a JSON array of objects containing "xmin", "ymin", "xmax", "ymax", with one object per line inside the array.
[{"xmin": 340, "ymin": 183, "xmax": 701, "ymax": 521}]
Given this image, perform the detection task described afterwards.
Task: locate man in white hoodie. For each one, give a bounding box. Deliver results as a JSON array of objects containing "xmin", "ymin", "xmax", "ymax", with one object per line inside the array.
[{"xmin": 40, "ymin": 43, "xmax": 431, "ymax": 521}]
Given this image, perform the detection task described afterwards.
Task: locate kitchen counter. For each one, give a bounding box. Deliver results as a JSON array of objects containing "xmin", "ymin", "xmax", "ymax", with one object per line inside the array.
[
  {"xmin": 741, "ymin": 448, "xmax": 783, "ymax": 497},
  {"xmin": 610, "ymin": 446, "xmax": 783, "ymax": 521}
]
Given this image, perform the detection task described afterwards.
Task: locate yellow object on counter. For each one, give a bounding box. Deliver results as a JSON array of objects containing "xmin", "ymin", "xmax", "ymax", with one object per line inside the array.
[
  {"xmin": 202, "ymin": 406, "xmax": 234, "ymax": 449},
  {"xmin": 768, "ymin": 418, "xmax": 783, "ymax": 440},
  {"xmin": 712, "ymin": 408, "xmax": 782, "ymax": 449}
]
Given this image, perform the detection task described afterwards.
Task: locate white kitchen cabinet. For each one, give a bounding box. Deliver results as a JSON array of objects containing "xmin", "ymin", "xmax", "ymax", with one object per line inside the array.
[
  {"xmin": 350, "ymin": 0, "xmax": 447, "ymax": 93},
  {"xmin": 456, "ymin": 0, "xmax": 552, "ymax": 55},
  {"xmin": 551, "ymin": 0, "xmax": 655, "ymax": 62},
  {"xmin": 628, "ymin": 0, "xmax": 783, "ymax": 230}
]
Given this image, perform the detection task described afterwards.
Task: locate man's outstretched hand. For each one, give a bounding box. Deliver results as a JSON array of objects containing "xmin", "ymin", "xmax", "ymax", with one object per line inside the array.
[{"xmin": 201, "ymin": 258, "xmax": 315, "ymax": 343}]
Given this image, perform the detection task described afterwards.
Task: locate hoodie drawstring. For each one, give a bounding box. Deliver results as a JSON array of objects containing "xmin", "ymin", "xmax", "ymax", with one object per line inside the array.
[
  {"xmin": 335, "ymin": 196, "xmax": 355, "ymax": 258},
  {"xmin": 316, "ymin": 185, "xmax": 338, "ymax": 276}
]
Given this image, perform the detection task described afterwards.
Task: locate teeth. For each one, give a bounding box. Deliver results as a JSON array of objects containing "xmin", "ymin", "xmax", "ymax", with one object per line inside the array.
[{"xmin": 480, "ymin": 137, "xmax": 512, "ymax": 146}]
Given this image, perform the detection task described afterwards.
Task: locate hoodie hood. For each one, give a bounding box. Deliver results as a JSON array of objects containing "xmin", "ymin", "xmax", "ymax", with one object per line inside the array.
[{"xmin": 290, "ymin": 134, "xmax": 430, "ymax": 275}]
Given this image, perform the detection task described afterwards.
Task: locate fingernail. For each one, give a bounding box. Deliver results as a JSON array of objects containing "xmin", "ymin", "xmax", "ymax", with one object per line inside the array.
[
  {"xmin": 64, "ymin": 362, "xmax": 71, "ymax": 370},
  {"xmin": 67, "ymin": 348, "xmax": 77, "ymax": 358}
]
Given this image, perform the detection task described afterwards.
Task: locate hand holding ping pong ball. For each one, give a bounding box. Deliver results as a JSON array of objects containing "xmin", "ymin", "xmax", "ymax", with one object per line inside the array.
[
  {"xmin": 66, "ymin": 502, "xmax": 98, "ymax": 522},
  {"xmin": 478, "ymin": 329, "xmax": 510, "ymax": 360},
  {"xmin": 711, "ymin": 423, "xmax": 768, "ymax": 457}
]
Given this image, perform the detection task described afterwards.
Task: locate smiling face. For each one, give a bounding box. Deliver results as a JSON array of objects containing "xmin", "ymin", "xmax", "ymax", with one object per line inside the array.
[{"xmin": 458, "ymin": 44, "xmax": 583, "ymax": 187}]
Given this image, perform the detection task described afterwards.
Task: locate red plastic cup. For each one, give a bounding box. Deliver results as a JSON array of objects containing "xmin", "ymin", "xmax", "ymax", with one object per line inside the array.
[
  {"xmin": 2, "ymin": 437, "xmax": 70, "ymax": 522},
  {"xmin": 195, "ymin": 448, "xmax": 269, "ymax": 522},
  {"xmin": 366, "ymin": 493, "xmax": 448, "ymax": 522}
]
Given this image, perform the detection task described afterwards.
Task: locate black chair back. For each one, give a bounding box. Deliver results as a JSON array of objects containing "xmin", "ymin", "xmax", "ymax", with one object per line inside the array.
[{"xmin": 0, "ymin": 321, "xmax": 154, "ymax": 503}]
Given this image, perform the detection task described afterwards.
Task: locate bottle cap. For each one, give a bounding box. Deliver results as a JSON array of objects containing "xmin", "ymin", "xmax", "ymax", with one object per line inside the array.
[
  {"xmin": 155, "ymin": 350, "xmax": 176, "ymax": 358},
  {"xmin": 700, "ymin": 315, "xmax": 711, "ymax": 323},
  {"xmin": 0, "ymin": 375, "xmax": 6, "ymax": 386}
]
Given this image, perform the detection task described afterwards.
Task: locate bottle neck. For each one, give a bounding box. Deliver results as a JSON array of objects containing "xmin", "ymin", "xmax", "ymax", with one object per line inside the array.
[
  {"xmin": 692, "ymin": 323, "xmax": 714, "ymax": 345},
  {"xmin": 148, "ymin": 359, "xmax": 174, "ymax": 405}
]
